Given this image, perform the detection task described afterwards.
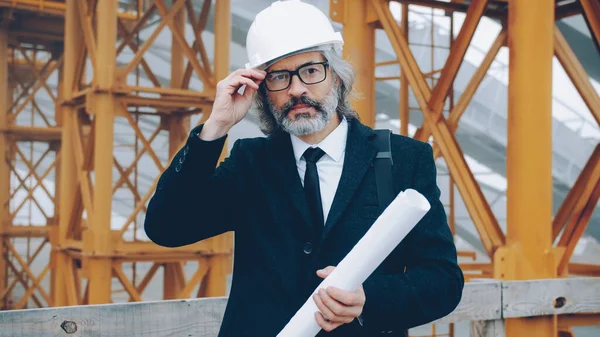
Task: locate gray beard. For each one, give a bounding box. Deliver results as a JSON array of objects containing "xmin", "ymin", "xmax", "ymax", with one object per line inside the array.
[{"xmin": 266, "ymin": 87, "xmax": 339, "ymax": 136}]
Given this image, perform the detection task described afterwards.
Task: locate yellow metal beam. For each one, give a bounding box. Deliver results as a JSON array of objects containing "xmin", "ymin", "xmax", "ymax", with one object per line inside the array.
[
  {"xmin": 168, "ymin": 4, "xmax": 189, "ymax": 158},
  {"xmin": 133, "ymin": 263, "xmax": 159, "ymax": 299},
  {"xmin": 2, "ymin": 226, "xmax": 49, "ymax": 237},
  {"xmin": 0, "ymin": 0, "xmax": 139, "ymax": 20},
  {"xmin": 113, "ymin": 264, "xmax": 143, "ymax": 302},
  {"xmin": 202, "ymin": 0, "xmax": 233, "ymax": 298},
  {"xmin": 6, "ymin": 148, "xmax": 53, "ymax": 199},
  {"xmin": 15, "ymin": 264, "xmax": 50, "ymax": 309},
  {"xmin": 3, "ymin": 126, "xmax": 62, "ymax": 141},
  {"xmin": 556, "ymin": 1, "xmax": 582, "ymax": 21},
  {"xmin": 505, "ymin": 0, "xmax": 555, "ymax": 279},
  {"xmin": 10, "ymin": 56, "xmax": 63, "ymax": 122},
  {"xmin": 86, "ymin": 0, "xmax": 117, "ymax": 305},
  {"xmin": 5, "ymin": 240, "xmax": 53, "ymax": 306},
  {"xmin": 556, "ymin": 163, "xmax": 600, "ymax": 275},
  {"xmin": 448, "ymin": 29, "xmax": 506, "ymax": 131},
  {"xmin": 8, "ymin": 56, "xmax": 53, "ymax": 112},
  {"xmin": 179, "ymin": 260, "xmax": 208, "ymax": 298},
  {"xmin": 163, "ymin": 263, "xmax": 184, "ymax": 300},
  {"xmin": 580, "ymin": 0, "xmax": 600, "ymax": 55},
  {"xmin": 414, "ymin": 0, "xmax": 488, "ymax": 142},
  {"xmin": 558, "ymin": 313, "xmax": 600, "ymax": 329},
  {"xmin": 116, "ymin": 4, "xmax": 156, "ymax": 56},
  {"xmin": 370, "ymin": 0, "xmax": 505, "ymax": 257},
  {"xmin": 0, "ymin": 0, "xmax": 64, "ymax": 16},
  {"xmin": 53, "ymin": 0, "xmax": 82, "ymax": 308},
  {"xmin": 162, "ymin": 7, "xmax": 188, "ymax": 301},
  {"xmin": 335, "ymin": 0, "xmax": 376, "ymax": 127},
  {"xmin": 434, "ymin": 29, "xmax": 507, "ymax": 158},
  {"xmin": 5, "ymin": 14, "xmax": 64, "ymax": 45},
  {"xmin": 459, "ymin": 263, "xmax": 493, "ymax": 273},
  {"xmin": 76, "ymin": 0, "xmax": 97, "ymax": 70},
  {"xmin": 502, "ymin": 0, "xmax": 556, "ymax": 336},
  {"xmin": 399, "ymin": 3, "xmax": 409, "ymax": 136},
  {"xmin": 185, "ymin": 0, "xmax": 213, "ymax": 86},
  {"xmin": 428, "ymin": 0, "xmax": 488, "ymax": 123},
  {"xmin": 553, "ymin": 145, "xmax": 600, "ymax": 241},
  {"xmin": 114, "ymin": 240, "xmax": 212, "ymax": 254},
  {"xmin": 554, "ymin": 27, "xmax": 600, "ymax": 127},
  {"xmin": 2, "ymin": 258, "xmax": 44, "ymax": 308},
  {"xmin": 120, "ymin": 0, "xmax": 188, "ymax": 82},
  {"xmin": 568, "ymin": 263, "xmax": 600, "ymax": 277},
  {"xmin": 1, "ymin": 0, "xmax": 233, "ymax": 308},
  {"xmin": 47, "ymin": 0, "xmax": 234, "ymax": 304},
  {"xmin": 397, "ymin": 0, "xmax": 506, "ymax": 19},
  {"xmin": 0, "ymin": 23, "xmax": 9, "ymax": 308},
  {"xmin": 116, "ymin": 19, "xmax": 162, "ymax": 88},
  {"xmin": 119, "ymin": 98, "xmax": 212, "ymax": 114}
]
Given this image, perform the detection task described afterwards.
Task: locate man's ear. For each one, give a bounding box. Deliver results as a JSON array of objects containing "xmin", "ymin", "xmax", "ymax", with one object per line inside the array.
[{"xmin": 334, "ymin": 74, "xmax": 341, "ymax": 88}]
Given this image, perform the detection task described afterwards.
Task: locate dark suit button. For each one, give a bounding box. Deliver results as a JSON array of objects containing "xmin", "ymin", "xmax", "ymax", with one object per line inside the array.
[
  {"xmin": 303, "ymin": 241, "xmax": 313, "ymax": 254},
  {"xmin": 175, "ymin": 163, "xmax": 182, "ymax": 172},
  {"xmin": 179, "ymin": 154, "xmax": 185, "ymax": 163},
  {"xmin": 183, "ymin": 146, "xmax": 189, "ymax": 155}
]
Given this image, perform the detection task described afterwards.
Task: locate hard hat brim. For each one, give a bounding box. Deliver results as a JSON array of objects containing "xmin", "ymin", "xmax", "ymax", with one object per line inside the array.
[{"xmin": 245, "ymin": 37, "xmax": 344, "ymax": 70}]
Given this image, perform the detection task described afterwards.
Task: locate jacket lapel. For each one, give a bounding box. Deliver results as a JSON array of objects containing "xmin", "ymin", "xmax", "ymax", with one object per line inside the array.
[
  {"xmin": 322, "ymin": 118, "xmax": 377, "ymax": 239},
  {"xmin": 267, "ymin": 133, "xmax": 315, "ymax": 234}
]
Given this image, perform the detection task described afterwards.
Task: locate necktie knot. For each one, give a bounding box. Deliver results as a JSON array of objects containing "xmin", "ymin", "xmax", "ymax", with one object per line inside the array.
[{"xmin": 303, "ymin": 147, "xmax": 325, "ymax": 164}]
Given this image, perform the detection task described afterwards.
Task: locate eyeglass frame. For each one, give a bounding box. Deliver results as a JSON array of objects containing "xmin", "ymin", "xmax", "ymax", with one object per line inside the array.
[{"xmin": 263, "ymin": 61, "xmax": 330, "ymax": 92}]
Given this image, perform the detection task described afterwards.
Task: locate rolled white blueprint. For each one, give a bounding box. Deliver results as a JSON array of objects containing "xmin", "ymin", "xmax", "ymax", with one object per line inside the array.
[{"xmin": 277, "ymin": 189, "xmax": 431, "ymax": 337}]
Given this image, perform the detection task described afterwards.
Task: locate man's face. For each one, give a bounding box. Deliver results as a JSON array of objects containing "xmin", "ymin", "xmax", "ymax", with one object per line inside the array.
[{"xmin": 264, "ymin": 51, "xmax": 338, "ymax": 136}]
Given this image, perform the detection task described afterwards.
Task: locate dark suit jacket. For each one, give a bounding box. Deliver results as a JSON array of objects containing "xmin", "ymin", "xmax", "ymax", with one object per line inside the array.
[{"xmin": 144, "ymin": 117, "xmax": 464, "ymax": 337}]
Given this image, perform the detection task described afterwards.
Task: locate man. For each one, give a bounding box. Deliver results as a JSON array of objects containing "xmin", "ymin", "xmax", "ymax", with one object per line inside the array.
[{"xmin": 144, "ymin": 1, "xmax": 464, "ymax": 336}]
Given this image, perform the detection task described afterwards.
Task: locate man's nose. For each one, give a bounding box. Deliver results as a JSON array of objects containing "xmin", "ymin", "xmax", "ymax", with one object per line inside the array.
[{"xmin": 288, "ymin": 75, "xmax": 308, "ymax": 97}]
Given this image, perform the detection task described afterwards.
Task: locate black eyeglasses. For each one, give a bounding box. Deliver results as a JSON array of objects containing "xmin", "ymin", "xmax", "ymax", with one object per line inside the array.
[{"xmin": 264, "ymin": 61, "xmax": 329, "ymax": 92}]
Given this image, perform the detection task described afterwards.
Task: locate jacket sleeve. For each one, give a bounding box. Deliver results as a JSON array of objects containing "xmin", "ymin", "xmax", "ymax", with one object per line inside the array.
[
  {"xmin": 144, "ymin": 124, "xmax": 243, "ymax": 247},
  {"xmin": 360, "ymin": 142, "xmax": 464, "ymax": 332}
]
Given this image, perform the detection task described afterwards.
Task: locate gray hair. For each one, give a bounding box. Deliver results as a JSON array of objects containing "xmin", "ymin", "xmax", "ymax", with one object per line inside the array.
[{"xmin": 252, "ymin": 45, "xmax": 359, "ymax": 137}]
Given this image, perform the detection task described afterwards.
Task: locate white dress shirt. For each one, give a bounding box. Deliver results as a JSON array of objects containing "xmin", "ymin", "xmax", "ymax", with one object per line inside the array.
[{"xmin": 290, "ymin": 117, "xmax": 348, "ymax": 225}]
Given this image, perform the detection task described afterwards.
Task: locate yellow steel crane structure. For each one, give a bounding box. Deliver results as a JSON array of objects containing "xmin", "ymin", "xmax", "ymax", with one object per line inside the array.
[
  {"xmin": 1, "ymin": 1, "xmax": 599, "ymax": 337},
  {"xmin": 333, "ymin": 1, "xmax": 600, "ymax": 336},
  {"xmin": 1, "ymin": 0, "xmax": 233, "ymax": 308}
]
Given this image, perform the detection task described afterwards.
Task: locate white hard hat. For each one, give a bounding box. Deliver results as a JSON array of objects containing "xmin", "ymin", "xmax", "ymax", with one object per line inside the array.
[{"xmin": 245, "ymin": 0, "xmax": 344, "ymax": 69}]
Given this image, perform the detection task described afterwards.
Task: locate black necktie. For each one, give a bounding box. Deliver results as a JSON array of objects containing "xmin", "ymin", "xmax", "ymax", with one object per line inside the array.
[{"xmin": 303, "ymin": 147, "xmax": 326, "ymax": 234}]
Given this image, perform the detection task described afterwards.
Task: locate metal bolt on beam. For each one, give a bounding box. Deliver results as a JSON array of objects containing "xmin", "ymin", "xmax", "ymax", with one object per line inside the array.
[{"xmin": 60, "ymin": 320, "xmax": 77, "ymax": 334}]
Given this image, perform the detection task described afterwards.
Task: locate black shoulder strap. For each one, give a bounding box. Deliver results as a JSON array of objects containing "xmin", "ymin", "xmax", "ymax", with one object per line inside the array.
[
  {"xmin": 373, "ymin": 129, "xmax": 395, "ymax": 212},
  {"xmin": 374, "ymin": 129, "xmax": 408, "ymax": 337}
]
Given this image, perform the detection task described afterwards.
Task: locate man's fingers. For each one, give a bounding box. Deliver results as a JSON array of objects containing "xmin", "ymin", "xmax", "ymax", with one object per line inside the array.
[
  {"xmin": 314, "ymin": 312, "xmax": 344, "ymax": 332},
  {"xmin": 313, "ymin": 290, "xmax": 355, "ymax": 324},
  {"xmin": 317, "ymin": 289, "xmax": 357, "ymax": 319},
  {"xmin": 313, "ymin": 291, "xmax": 338, "ymax": 323},
  {"xmin": 219, "ymin": 77, "xmax": 261, "ymax": 96},
  {"xmin": 231, "ymin": 77, "xmax": 261, "ymax": 90},
  {"xmin": 326, "ymin": 286, "xmax": 365, "ymax": 307},
  {"xmin": 226, "ymin": 68, "xmax": 266, "ymax": 82},
  {"xmin": 241, "ymin": 85, "xmax": 257, "ymax": 101},
  {"xmin": 316, "ymin": 266, "xmax": 336, "ymax": 278},
  {"xmin": 313, "ymin": 294, "xmax": 336, "ymax": 321},
  {"xmin": 318, "ymin": 289, "xmax": 343, "ymax": 315},
  {"xmin": 312, "ymin": 277, "xmax": 360, "ymax": 333},
  {"xmin": 217, "ymin": 69, "xmax": 265, "ymax": 94}
]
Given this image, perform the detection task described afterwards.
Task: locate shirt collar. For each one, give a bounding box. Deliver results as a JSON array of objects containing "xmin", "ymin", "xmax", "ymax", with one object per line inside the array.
[{"xmin": 291, "ymin": 116, "xmax": 348, "ymax": 163}]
